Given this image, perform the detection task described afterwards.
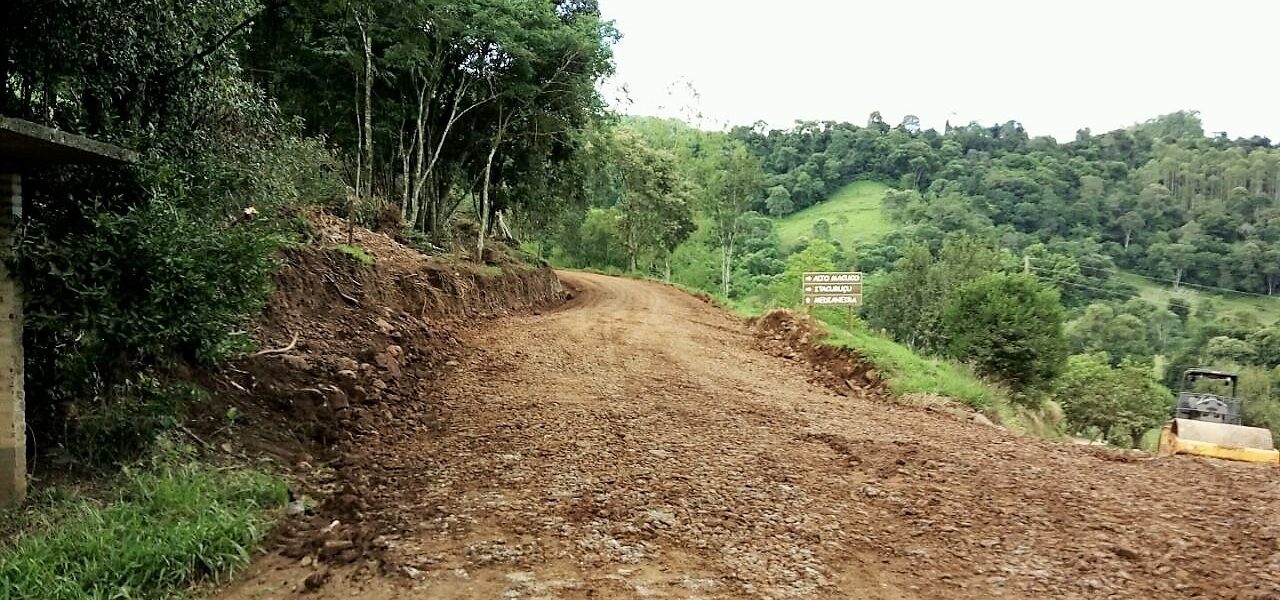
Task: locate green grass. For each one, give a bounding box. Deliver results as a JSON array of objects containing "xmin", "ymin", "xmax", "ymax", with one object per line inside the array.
[
  {"xmin": 775, "ymin": 181, "xmax": 894, "ymax": 250},
  {"xmin": 723, "ymin": 297, "xmax": 1011, "ymax": 416},
  {"xmin": 821, "ymin": 325, "xmax": 1000, "ymax": 410},
  {"xmin": 1120, "ymin": 273, "xmax": 1280, "ymax": 325},
  {"xmin": 334, "ymin": 243, "xmax": 374, "ymax": 266},
  {"xmin": 0, "ymin": 450, "xmax": 286, "ymax": 600}
]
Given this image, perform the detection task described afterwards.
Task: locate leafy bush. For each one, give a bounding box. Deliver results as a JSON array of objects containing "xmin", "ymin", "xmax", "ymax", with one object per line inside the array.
[
  {"xmin": 0, "ymin": 449, "xmax": 286, "ymax": 600},
  {"xmin": 942, "ymin": 272, "xmax": 1067, "ymax": 391},
  {"xmin": 20, "ymin": 102, "xmax": 340, "ymax": 462},
  {"xmin": 1051, "ymin": 353, "xmax": 1173, "ymax": 447},
  {"xmin": 767, "ymin": 238, "xmax": 844, "ymax": 307}
]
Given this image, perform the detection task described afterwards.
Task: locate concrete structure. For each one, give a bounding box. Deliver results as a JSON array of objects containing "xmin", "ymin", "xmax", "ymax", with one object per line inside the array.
[{"xmin": 0, "ymin": 117, "xmax": 135, "ymax": 506}]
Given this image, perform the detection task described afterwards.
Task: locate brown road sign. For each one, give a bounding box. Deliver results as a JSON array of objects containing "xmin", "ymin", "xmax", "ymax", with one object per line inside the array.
[
  {"xmin": 802, "ymin": 283, "xmax": 860, "ymax": 294},
  {"xmin": 803, "ymin": 295, "xmax": 861, "ymax": 306},
  {"xmin": 802, "ymin": 271, "xmax": 863, "ymax": 307},
  {"xmin": 802, "ymin": 271, "xmax": 862, "ymax": 284}
]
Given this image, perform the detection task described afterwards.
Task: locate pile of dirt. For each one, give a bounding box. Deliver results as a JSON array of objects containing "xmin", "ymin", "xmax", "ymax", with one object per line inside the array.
[
  {"xmin": 189, "ymin": 214, "xmax": 564, "ymax": 570},
  {"xmin": 751, "ymin": 309, "xmax": 886, "ymax": 398}
]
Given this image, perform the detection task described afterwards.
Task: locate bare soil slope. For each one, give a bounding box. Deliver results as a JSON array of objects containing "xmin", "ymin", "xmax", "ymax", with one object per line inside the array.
[{"xmin": 220, "ymin": 272, "xmax": 1280, "ymax": 600}]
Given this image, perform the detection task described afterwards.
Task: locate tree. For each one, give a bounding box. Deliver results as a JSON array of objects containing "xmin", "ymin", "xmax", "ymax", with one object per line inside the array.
[
  {"xmin": 765, "ymin": 185, "xmax": 794, "ymax": 216},
  {"xmin": 612, "ymin": 129, "xmax": 693, "ymax": 273},
  {"xmin": 702, "ymin": 141, "xmax": 764, "ymax": 296},
  {"xmin": 1118, "ymin": 211, "xmax": 1145, "ymax": 249},
  {"xmin": 1147, "ymin": 242, "xmax": 1197, "ymax": 288},
  {"xmin": 1066, "ymin": 303, "xmax": 1154, "ymax": 363},
  {"xmin": 863, "ymin": 234, "xmax": 1009, "ymax": 353},
  {"xmin": 864, "ymin": 244, "xmax": 935, "ymax": 349},
  {"xmin": 942, "ymin": 272, "xmax": 1067, "ymax": 390},
  {"xmin": 811, "ymin": 218, "xmax": 831, "ymax": 240},
  {"xmin": 245, "ymin": 0, "xmax": 616, "ymax": 241},
  {"xmin": 899, "ymin": 114, "xmax": 922, "ymax": 134},
  {"xmin": 1205, "ymin": 336, "xmax": 1257, "ymax": 364},
  {"xmin": 1052, "ymin": 354, "xmax": 1173, "ymax": 447},
  {"xmin": 1247, "ymin": 328, "xmax": 1280, "ymax": 368},
  {"xmin": 770, "ymin": 239, "xmax": 839, "ymax": 307}
]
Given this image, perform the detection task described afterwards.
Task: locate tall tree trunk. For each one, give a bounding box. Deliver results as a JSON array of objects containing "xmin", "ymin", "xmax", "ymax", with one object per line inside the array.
[
  {"xmin": 420, "ymin": 74, "xmax": 491, "ymax": 240},
  {"xmin": 409, "ymin": 78, "xmax": 428, "ymax": 232},
  {"xmin": 399, "ymin": 125, "xmax": 410, "ymax": 223},
  {"xmin": 477, "ymin": 104, "xmax": 510, "ymax": 262},
  {"xmin": 664, "ymin": 255, "xmax": 671, "ymax": 283},
  {"xmin": 721, "ymin": 242, "xmax": 732, "ymax": 297},
  {"xmin": 350, "ymin": 68, "xmax": 361, "ymax": 245},
  {"xmin": 358, "ymin": 17, "xmax": 374, "ymax": 203},
  {"xmin": 477, "ymin": 128, "xmax": 502, "ymax": 262},
  {"xmin": 1123, "ymin": 230, "xmax": 1131, "ymax": 249},
  {"xmin": 627, "ymin": 233, "xmax": 637, "ymax": 272},
  {"xmin": 0, "ymin": 42, "xmax": 9, "ymax": 115}
]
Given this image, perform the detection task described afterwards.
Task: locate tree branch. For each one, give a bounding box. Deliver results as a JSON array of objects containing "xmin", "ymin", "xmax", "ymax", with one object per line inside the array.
[{"xmin": 161, "ymin": 2, "xmax": 281, "ymax": 81}]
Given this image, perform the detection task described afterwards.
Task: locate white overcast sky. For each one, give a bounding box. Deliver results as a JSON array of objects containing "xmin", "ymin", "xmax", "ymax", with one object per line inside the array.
[{"xmin": 598, "ymin": 0, "xmax": 1279, "ymax": 140}]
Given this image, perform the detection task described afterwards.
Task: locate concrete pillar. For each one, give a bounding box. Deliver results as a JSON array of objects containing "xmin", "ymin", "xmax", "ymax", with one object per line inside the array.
[{"xmin": 0, "ymin": 172, "xmax": 23, "ymax": 506}]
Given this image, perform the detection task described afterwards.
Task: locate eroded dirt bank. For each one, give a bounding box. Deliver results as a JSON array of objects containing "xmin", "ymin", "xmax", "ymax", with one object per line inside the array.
[{"xmin": 219, "ymin": 271, "xmax": 1280, "ymax": 600}]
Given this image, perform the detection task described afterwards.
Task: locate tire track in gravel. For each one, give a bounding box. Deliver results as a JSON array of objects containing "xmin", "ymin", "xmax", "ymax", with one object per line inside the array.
[{"xmin": 220, "ymin": 271, "xmax": 1280, "ymax": 600}]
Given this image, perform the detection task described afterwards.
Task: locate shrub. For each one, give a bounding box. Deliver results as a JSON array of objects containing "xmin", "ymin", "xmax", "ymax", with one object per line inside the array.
[
  {"xmin": 64, "ymin": 376, "xmax": 202, "ymax": 465},
  {"xmin": 1051, "ymin": 353, "xmax": 1173, "ymax": 447},
  {"xmin": 942, "ymin": 272, "xmax": 1067, "ymax": 391},
  {"xmin": 20, "ymin": 101, "xmax": 340, "ymax": 463}
]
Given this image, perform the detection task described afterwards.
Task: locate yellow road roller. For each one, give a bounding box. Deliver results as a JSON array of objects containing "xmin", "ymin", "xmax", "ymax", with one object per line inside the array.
[{"xmin": 1157, "ymin": 368, "xmax": 1279, "ymax": 465}]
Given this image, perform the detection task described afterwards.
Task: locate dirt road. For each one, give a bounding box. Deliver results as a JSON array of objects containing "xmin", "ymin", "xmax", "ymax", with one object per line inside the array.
[{"xmin": 220, "ymin": 272, "xmax": 1280, "ymax": 599}]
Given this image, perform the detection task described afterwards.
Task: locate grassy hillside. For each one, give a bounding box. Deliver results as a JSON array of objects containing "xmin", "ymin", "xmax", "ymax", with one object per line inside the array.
[
  {"xmin": 724, "ymin": 296, "xmax": 1035, "ymax": 429},
  {"xmin": 775, "ymin": 181, "xmax": 894, "ymax": 250},
  {"xmin": 1120, "ymin": 273, "xmax": 1280, "ymax": 325}
]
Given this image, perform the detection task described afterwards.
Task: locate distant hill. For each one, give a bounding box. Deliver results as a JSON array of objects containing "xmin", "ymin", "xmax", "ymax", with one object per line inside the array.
[{"xmin": 774, "ymin": 181, "xmax": 894, "ymax": 250}]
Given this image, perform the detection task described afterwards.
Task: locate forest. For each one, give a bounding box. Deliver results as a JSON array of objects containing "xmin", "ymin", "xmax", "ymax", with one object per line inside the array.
[
  {"xmin": 544, "ymin": 111, "xmax": 1280, "ymax": 449},
  {"xmin": 3, "ymin": 0, "xmax": 614, "ymax": 462}
]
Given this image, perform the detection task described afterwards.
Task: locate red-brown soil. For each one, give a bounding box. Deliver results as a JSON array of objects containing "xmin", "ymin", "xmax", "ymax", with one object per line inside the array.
[
  {"xmin": 215, "ymin": 270, "xmax": 1280, "ymax": 600},
  {"xmin": 189, "ymin": 216, "xmax": 564, "ymax": 566}
]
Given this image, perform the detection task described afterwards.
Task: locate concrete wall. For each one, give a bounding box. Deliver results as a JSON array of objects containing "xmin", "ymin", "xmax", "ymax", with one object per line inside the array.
[{"xmin": 0, "ymin": 172, "xmax": 23, "ymax": 506}]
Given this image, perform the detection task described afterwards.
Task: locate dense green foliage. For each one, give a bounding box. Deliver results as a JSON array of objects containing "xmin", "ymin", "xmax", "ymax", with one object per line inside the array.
[
  {"xmin": 4, "ymin": 1, "xmax": 345, "ymax": 459},
  {"xmin": 942, "ymin": 273, "xmax": 1066, "ymax": 389},
  {"xmin": 0, "ymin": 448, "xmax": 285, "ymax": 600},
  {"xmin": 5, "ymin": 0, "xmax": 615, "ymax": 461},
  {"xmin": 545, "ymin": 109, "xmax": 1280, "ymax": 447},
  {"xmin": 1051, "ymin": 354, "xmax": 1172, "ymax": 447},
  {"xmin": 732, "ymin": 111, "xmax": 1280, "ymax": 296},
  {"xmin": 243, "ymin": 0, "xmax": 615, "ymax": 250},
  {"xmin": 863, "ymin": 236, "xmax": 1013, "ymax": 348}
]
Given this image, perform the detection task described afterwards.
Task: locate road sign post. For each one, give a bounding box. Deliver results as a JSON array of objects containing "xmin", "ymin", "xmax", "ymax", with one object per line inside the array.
[{"xmin": 801, "ymin": 271, "xmax": 863, "ymax": 329}]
